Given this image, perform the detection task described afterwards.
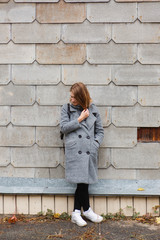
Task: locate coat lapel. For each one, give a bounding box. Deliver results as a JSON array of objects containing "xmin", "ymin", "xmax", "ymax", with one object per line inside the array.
[
  {"xmin": 86, "ymin": 111, "xmax": 96, "ymax": 129},
  {"xmin": 70, "ymin": 104, "xmax": 97, "ymax": 130},
  {"xmin": 69, "ymin": 104, "xmax": 77, "ymax": 113}
]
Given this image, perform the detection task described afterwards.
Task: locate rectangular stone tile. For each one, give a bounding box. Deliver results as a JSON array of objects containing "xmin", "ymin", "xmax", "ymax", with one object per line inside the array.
[
  {"xmin": 98, "ymin": 148, "xmax": 111, "ymax": 168},
  {"xmin": 11, "ymin": 145, "xmax": 61, "ymax": 167},
  {"xmin": 34, "ymin": 168, "xmax": 50, "ymax": 178},
  {"xmin": 98, "ymin": 107, "xmax": 111, "ymax": 127},
  {"xmin": 94, "ymin": 196, "xmax": 107, "ymax": 215},
  {"xmin": 12, "ymin": 62, "xmax": 60, "ymax": 85},
  {"xmin": 87, "ymin": 42, "xmax": 137, "ymax": 64},
  {"xmin": 0, "ymin": 147, "xmax": 10, "ymax": 166},
  {"xmin": 29, "ymin": 195, "xmax": 41, "ymax": 215},
  {"xmin": 138, "ymin": 86, "xmax": 160, "ymax": 106},
  {"xmin": 98, "ymin": 167, "xmax": 136, "ymax": 180},
  {"xmin": 42, "ymin": 196, "xmax": 54, "ymax": 215},
  {"xmin": 0, "ymin": 0, "xmax": 35, "ymax": 23},
  {"xmin": 62, "ymin": 20, "xmax": 111, "ymax": 43},
  {"xmin": 0, "ymin": 24, "xmax": 10, "ymax": 43},
  {"xmin": 0, "ymin": 82, "xmax": 35, "ymax": 105},
  {"xmin": 37, "ymin": 42, "xmax": 86, "ymax": 64},
  {"xmin": 134, "ymin": 197, "xmax": 146, "ymax": 216},
  {"xmin": 62, "ymin": 62, "xmax": 111, "ymax": 85},
  {"xmin": 12, "ymin": 21, "xmax": 60, "ymax": 43},
  {"xmin": 0, "ymin": 65, "xmax": 10, "ymax": 84},
  {"xmin": 37, "ymin": 83, "xmax": 70, "ymax": 105},
  {"xmin": 0, "ymin": 106, "xmax": 10, "ymax": 125},
  {"xmin": 68, "ymin": 196, "xmax": 74, "ymax": 215},
  {"xmin": 102, "ymin": 125, "xmax": 137, "ymax": 148},
  {"xmin": 107, "ymin": 197, "xmax": 120, "ymax": 214},
  {"xmin": 121, "ymin": 197, "xmax": 133, "ymax": 216},
  {"xmin": 11, "ymin": 104, "xmax": 60, "ymax": 126},
  {"xmin": 137, "ymin": 169, "xmax": 160, "ymax": 180},
  {"xmin": 88, "ymin": 83, "xmax": 137, "ymax": 106},
  {"xmin": 37, "ymin": 0, "xmax": 86, "ymax": 23},
  {"xmin": 55, "ymin": 195, "xmax": 67, "ymax": 214},
  {"xmin": 0, "ymin": 41, "xmax": 35, "ymax": 64},
  {"xmin": 138, "ymin": 2, "xmax": 160, "ymax": 22},
  {"xmin": 113, "ymin": 63, "xmax": 160, "ymax": 85},
  {"xmin": 4, "ymin": 195, "xmax": 15, "ymax": 214},
  {"xmin": 36, "ymin": 126, "xmax": 63, "ymax": 147},
  {"xmin": 147, "ymin": 197, "xmax": 159, "ymax": 216},
  {"xmin": 112, "ymin": 21, "xmax": 160, "ymax": 43},
  {"xmin": 49, "ymin": 165, "xmax": 65, "ymax": 179},
  {"xmin": 112, "ymin": 143, "xmax": 160, "ymax": 169},
  {"xmin": 138, "ymin": 44, "xmax": 160, "ymax": 64},
  {"xmin": 87, "ymin": 0, "xmax": 137, "ymax": 23},
  {"xmin": 0, "ymin": 124, "xmax": 35, "ymax": 146},
  {"xmin": 17, "ymin": 196, "xmax": 28, "ymax": 214},
  {"xmin": 112, "ymin": 104, "xmax": 160, "ymax": 127},
  {"xmin": 0, "ymin": 164, "xmax": 35, "ymax": 178}
]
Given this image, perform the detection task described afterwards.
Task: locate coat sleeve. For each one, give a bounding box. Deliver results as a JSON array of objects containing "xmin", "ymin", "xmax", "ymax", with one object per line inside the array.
[
  {"xmin": 94, "ymin": 109, "xmax": 104, "ymax": 146},
  {"xmin": 60, "ymin": 104, "xmax": 81, "ymax": 135}
]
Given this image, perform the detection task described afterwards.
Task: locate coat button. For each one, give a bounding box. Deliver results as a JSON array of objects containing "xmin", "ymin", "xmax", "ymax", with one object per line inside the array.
[
  {"xmin": 78, "ymin": 151, "xmax": 82, "ymax": 154},
  {"xmin": 86, "ymin": 151, "xmax": 90, "ymax": 155},
  {"xmin": 86, "ymin": 136, "xmax": 90, "ymax": 139},
  {"xmin": 78, "ymin": 135, "xmax": 82, "ymax": 138}
]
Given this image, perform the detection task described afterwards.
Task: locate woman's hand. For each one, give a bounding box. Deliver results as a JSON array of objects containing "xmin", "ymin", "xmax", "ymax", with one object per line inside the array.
[{"xmin": 78, "ymin": 109, "xmax": 89, "ymax": 123}]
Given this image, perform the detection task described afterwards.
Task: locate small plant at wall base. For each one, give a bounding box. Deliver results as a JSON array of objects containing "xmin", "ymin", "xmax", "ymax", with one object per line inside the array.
[
  {"xmin": 153, "ymin": 205, "xmax": 160, "ymax": 214},
  {"xmin": 101, "ymin": 206, "xmax": 140, "ymax": 221},
  {"xmin": 46, "ymin": 209, "xmax": 54, "ymax": 219},
  {"xmin": 37, "ymin": 211, "xmax": 44, "ymax": 216},
  {"xmin": 37, "ymin": 209, "xmax": 71, "ymax": 220},
  {"xmin": 101, "ymin": 208, "xmax": 127, "ymax": 221},
  {"xmin": 132, "ymin": 211, "xmax": 140, "ymax": 220}
]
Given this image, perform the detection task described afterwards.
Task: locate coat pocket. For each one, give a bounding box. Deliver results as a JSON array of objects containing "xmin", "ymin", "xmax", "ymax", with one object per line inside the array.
[
  {"xmin": 65, "ymin": 140, "xmax": 77, "ymax": 149},
  {"xmin": 93, "ymin": 140, "xmax": 99, "ymax": 149},
  {"xmin": 91, "ymin": 140, "xmax": 99, "ymax": 159},
  {"xmin": 65, "ymin": 140, "xmax": 77, "ymax": 161}
]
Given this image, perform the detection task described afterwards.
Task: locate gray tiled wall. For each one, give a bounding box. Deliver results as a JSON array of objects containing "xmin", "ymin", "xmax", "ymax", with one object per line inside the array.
[{"xmin": 0, "ymin": 0, "xmax": 160, "ymax": 180}]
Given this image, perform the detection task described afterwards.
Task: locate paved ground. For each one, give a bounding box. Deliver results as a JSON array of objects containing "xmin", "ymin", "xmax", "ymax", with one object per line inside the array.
[{"xmin": 0, "ymin": 218, "xmax": 160, "ymax": 240}]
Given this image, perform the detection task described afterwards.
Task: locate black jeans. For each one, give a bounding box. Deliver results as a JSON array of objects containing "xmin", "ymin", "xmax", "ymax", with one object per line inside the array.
[{"xmin": 73, "ymin": 183, "xmax": 90, "ymax": 212}]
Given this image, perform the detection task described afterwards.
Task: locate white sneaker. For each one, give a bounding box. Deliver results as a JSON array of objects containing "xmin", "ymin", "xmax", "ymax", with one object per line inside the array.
[
  {"xmin": 83, "ymin": 207, "xmax": 103, "ymax": 223},
  {"xmin": 71, "ymin": 210, "xmax": 87, "ymax": 227}
]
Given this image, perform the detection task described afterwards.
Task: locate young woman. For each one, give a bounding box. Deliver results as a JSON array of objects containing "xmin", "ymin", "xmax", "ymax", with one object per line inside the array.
[{"xmin": 60, "ymin": 82, "xmax": 104, "ymax": 227}]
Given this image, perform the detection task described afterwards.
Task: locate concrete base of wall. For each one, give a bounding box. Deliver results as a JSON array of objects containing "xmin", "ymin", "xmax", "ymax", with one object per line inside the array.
[{"xmin": 0, "ymin": 195, "xmax": 159, "ymax": 217}]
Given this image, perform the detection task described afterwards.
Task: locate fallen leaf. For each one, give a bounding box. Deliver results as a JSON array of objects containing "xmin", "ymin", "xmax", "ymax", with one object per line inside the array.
[
  {"xmin": 47, "ymin": 235, "xmax": 63, "ymax": 239},
  {"xmin": 8, "ymin": 215, "xmax": 18, "ymax": 224},
  {"xmin": 54, "ymin": 213, "xmax": 60, "ymax": 219},
  {"xmin": 136, "ymin": 218, "xmax": 144, "ymax": 221},
  {"xmin": 137, "ymin": 188, "xmax": 144, "ymax": 191},
  {"xmin": 47, "ymin": 229, "xmax": 63, "ymax": 239},
  {"xmin": 153, "ymin": 205, "xmax": 160, "ymax": 210},
  {"xmin": 3, "ymin": 217, "xmax": 8, "ymax": 222},
  {"xmin": 156, "ymin": 217, "xmax": 160, "ymax": 224}
]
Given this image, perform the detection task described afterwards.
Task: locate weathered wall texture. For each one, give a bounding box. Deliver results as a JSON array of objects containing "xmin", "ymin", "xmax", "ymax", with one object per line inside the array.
[{"xmin": 0, "ymin": 0, "xmax": 160, "ymax": 182}]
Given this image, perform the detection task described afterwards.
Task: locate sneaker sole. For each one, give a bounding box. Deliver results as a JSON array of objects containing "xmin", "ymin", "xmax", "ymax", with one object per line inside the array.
[
  {"xmin": 71, "ymin": 219, "xmax": 87, "ymax": 227},
  {"xmin": 83, "ymin": 216, "xmax": 103, "ymax": 223}
]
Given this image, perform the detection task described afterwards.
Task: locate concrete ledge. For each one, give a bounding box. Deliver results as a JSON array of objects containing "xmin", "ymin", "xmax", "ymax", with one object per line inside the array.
[{"xmin": 0, "ymin": 178, "xmax": 160, "ymax": 196}]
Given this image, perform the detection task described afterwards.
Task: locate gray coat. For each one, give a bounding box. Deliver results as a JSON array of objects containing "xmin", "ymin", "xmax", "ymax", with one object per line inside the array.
[{"xmin": 60, "ymin": 103, "xmax": 104, "ymax": 184}]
